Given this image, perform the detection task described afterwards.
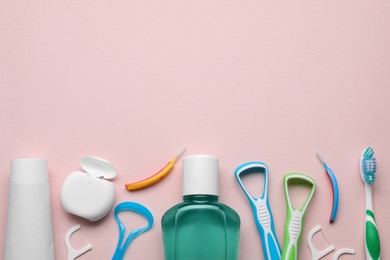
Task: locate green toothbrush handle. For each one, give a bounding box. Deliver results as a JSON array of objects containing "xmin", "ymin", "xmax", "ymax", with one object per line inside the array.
[{"xmin": 365, "ymin": 210, "xmax": 380, "ymax": 260}]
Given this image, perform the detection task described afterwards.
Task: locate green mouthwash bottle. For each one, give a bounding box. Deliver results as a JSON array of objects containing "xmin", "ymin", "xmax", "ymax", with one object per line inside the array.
[{"xmin": 162, "ymin": 155, "xmax": 240, "ymax": 260}]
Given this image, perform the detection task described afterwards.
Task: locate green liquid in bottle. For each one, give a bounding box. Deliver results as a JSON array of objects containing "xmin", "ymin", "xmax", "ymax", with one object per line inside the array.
[
  {"xmin": 162, "ymin": 155, "xmax": 240, "ymax": 260},
  {"xmin": 162, "ymin": 195, "xmax": 240, "ymax": 260}
]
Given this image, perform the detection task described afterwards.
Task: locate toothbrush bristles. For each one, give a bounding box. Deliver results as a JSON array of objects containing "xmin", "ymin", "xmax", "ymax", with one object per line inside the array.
[
  {"xmin": 363, "ymin": 147, "xmax": 374, "ymax": 159},
  {"xmin": 362, "ymin": 147, "xmax": 377, "ymax": 184}
]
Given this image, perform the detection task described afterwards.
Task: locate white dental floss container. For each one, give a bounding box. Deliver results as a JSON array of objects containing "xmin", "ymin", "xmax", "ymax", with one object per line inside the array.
[{"xmin": 61, "ymin": 157, "xmax": 117, "ymax": 221}]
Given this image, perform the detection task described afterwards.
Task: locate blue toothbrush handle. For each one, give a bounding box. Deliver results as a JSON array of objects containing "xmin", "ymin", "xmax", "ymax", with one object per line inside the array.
[{"xmin": 251, "ymin": 201, "xmax": 282, "ymax": 260}]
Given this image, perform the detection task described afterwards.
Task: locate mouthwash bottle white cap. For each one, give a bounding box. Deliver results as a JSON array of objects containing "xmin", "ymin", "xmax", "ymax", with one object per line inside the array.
[{"xmin": 182, "ymin": 155, "xmax": 219, "ymax": 196}]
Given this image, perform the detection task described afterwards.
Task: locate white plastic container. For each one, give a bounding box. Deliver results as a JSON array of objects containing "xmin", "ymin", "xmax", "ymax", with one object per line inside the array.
[
  {"xmin": 4, "ymin": 159, "xmax": 55, "ymax": 260},
  {"xmin": 61, "ymin": 157, "xmax": 116, "ymax": 221}
]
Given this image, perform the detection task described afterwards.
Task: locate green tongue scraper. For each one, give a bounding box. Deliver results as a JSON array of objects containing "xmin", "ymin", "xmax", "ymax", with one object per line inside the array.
[{"xmin": 281, "ymin": 173, "xmax": 316, "ymax": 260}]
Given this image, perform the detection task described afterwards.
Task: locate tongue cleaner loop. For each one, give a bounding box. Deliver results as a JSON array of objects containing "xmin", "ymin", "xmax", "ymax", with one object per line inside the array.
[
  {"xmin": 307, "ymin": 225, "xmax": 335, "ymax": 260},
  {"xmin": 234, "ymin": 162, "xmax": 282, "ymax": 260},
  {"xmin": 65, "ymin": 225, "xmax": 92, "ymax": 260},
  {"xmin": 284, "ymin": 173, "xmax": 316, "ymax": 212},
  {"xmin": 235, "ymin": 162, "xmax": 268, "ymax": 200},
  {"xmin": 112, "ymin": 202, "xmax": 154, "ymax": 260},
  {"xmin": 282, "ymin": 173, "xmax": 316, "ymax": 260}
]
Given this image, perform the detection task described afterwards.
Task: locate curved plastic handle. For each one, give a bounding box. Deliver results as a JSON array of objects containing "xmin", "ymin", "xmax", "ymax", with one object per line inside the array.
[
  {"xmin": 323, "ymin": 164, "xmax": 339, "ymax": 223},
  {"xmin": 365, "ymin": 210, "xmax": 380, "ymax": 260},
  {"xmin": 125, "ymin": 148, "xmax": 186, "ymax": 191},
  {"xmin": 307, "ymin": 225, "xmax": 335, "ymax": 260},
  {"xmin": 65, "ymin": 225, "xmax": 92, "ymax": 260},
  {"xmin": 112, "ymin": 202, "xmax": 154, "ymax": 260},
  {"xmin": 316, "ymin": 153, "xmax": 339, "ymax": 223},
  {"xmin": 333, "ymin": 248, "xmax": 355, "ymax": 260},
  {"xmin": 235, "ymin": 162, "xmax": 282, "ymax": 260},
  {"xmin": 281, "ymin": 173, "xmax": 316, "ymax": 260}
]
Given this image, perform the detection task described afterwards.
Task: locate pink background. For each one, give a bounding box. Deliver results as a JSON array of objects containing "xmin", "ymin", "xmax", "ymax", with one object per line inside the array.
[{"xmin": 1, "ymin": 0, "xmax": 389, "ymax": 259}]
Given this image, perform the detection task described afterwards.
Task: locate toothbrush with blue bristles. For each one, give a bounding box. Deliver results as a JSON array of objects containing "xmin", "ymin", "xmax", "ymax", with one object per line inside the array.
[{"xmin": 360, "ymin": 147, "xmax": 381, "ymax": 260}]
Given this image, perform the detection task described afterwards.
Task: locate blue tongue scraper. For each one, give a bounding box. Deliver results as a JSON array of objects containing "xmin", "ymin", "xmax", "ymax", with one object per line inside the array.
[
  {"xmin": 235, "ymin": 162, "xmax": 282, "ymax": 260},
  {"xmin": 112, "ymin": 202, "xmax": 154, "ymax": 260}
]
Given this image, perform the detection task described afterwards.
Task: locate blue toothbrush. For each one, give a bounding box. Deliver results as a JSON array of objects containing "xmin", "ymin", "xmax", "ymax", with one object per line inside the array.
[{"xmin": 235, "ymin": 162, "xmax": 282, "ymax": 260}]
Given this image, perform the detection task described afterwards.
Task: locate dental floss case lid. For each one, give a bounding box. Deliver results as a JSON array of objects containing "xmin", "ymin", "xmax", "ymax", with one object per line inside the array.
[{"xmin": 61, "ymin": 157, "xmax": 117, "ymax": 221}]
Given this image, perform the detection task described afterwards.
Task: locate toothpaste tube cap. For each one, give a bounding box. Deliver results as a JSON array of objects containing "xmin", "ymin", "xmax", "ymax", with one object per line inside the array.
[{"xmin": 10, "ymin": 159, "xmax": 48, "ymax": 183}]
